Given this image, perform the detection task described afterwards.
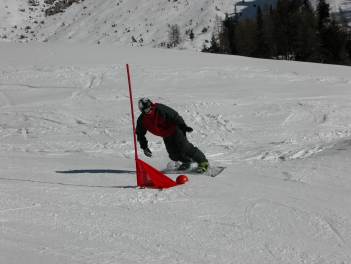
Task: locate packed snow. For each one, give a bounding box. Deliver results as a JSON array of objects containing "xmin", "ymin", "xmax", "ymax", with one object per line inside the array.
[{"xmin": 0, "ymin": 42, "xmax": 351, "ymax": 263}]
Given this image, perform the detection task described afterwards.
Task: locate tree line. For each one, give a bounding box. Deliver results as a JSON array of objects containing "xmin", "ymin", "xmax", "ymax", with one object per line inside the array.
[{"xmin": 203, "ymin": 0, "xmax": 351, "ymax": 66}]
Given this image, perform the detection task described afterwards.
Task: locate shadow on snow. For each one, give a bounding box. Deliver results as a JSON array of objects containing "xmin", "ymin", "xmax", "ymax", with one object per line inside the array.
[
  {"xmin": 0, "ymin": 168, "xmax": 137, "ymax": 189},
  {"xmin": 56, "ymin": 169, "xmax": 135, "ymax": 174}
]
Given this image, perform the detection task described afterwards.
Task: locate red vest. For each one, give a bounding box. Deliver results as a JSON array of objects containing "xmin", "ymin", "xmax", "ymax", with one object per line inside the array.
[{"xmin": 142, "ymin": 104, "xmax": 177, "ymax": 138}]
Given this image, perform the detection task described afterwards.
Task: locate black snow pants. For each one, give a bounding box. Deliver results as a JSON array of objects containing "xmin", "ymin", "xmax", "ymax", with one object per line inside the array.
[{"xmin": 163, "ymin": 127, "xmax": 207, "ymax": 164}]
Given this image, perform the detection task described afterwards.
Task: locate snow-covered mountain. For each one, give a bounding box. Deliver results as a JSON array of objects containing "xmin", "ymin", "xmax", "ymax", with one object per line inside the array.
[
  {"xmin": 0, "ymin": 0, "xmax": 235, "ymax": 49},
  {"xmin": 1, "ymin": 0, "xmax": 350, "ymax": 49}
]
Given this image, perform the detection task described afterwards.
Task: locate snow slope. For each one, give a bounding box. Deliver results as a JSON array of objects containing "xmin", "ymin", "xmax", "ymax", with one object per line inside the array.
[
  {"xmin": 1, "ymin": 42, "xmax": 351, "ymax": 263},
  {"xmin": 0, "ymin": 0, "xmax": 235, "ymax": 49},
  {"xmin": 1, "ymin": 0, "xmax": 350, "ymax": 48}
]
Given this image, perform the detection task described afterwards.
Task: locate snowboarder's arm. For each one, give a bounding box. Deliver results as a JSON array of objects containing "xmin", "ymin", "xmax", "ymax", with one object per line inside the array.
[
  {"xmin": 136, "ymin": 115, "xmax": 148, "ymax": 149},
  {"xmin": 156, "ymin": 104, "xmax": 193, "ymax": 133},
  {"xmin": 156, "ymin": 104, "xmax": 186, "ymax": 126}
]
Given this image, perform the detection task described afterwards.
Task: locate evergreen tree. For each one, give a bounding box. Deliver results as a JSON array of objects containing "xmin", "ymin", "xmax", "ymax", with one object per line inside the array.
[
  {"xmin": 189, "ymin": 30, "xmax": 195, "ymax": 41},
  {"xmin": 235, "ymin": 19, "xmax": 257, "ymax": 57},
  {"xmin": 221, "ymin": 15, "xmax": 237, "ymax": 54},
  {"xmin": 322, "ymin": 20, "xmax": 349, "ymax": 64},
  {"xmin": 347, "ymin": 32, "xmax": 351, "ymax": 60},
  {"xmin": 263, "ymin": 5, "xmax": 277, "ymax": 58},
  {"xmin": 317, "ymin": 0, "xmax": 350, "ymax": 64},
  {"xmin": 317, "ymin": 0, "xmax": 330, "ymax": 31},
  {"xmin": 204, "ymin": 34, "xmax": 221, "ymax": 53},
  {"xmin": 294, "ymin": 0, "xmax": 320, "ymax": 61},
  {"xmin": 273, "ymin": 0, "xmax": 292, "ymax": 59},
  {"xmin": 207, "ymin": 0, "xmax": 351, "ymax": 65},
  {"xmin": 168, "ymin": 24, "xmax": 181, "ymax": 48},
  {"xmin": 253, "ymin": 6, "xmax": 270, "ymax": 58}
]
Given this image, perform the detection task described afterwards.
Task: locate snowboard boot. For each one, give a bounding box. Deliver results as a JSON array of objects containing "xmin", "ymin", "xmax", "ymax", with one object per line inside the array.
[
  {"xmin": 177, "ymin": 162, "xmax": 192, "ymax": 171},
  {"xmin": 196, "ymin": 161, "xmax": 209, "ymax": 173}
]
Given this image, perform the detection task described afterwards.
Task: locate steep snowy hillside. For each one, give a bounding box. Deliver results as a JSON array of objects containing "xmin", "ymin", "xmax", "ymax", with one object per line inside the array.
[
  {"xmin": 0, "ymin": 0, "xmax": 235, "ymax": 49},
  {"xmin": 1, "ymin": 42, "xmax": 351, "ymax": 263},
  {"xmin": 1, "ymin": 0, "xmax": 350, "ymax": 49}
]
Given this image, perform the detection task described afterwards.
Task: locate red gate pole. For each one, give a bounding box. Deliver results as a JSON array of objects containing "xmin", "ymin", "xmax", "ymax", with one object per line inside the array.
[
  {"xmin": 126, "ymin": 64, "xmax": 179, "ymax": 189},
  {"xmin": 126, "ymin": 64, "xmax": 139, "ymax": 162}
]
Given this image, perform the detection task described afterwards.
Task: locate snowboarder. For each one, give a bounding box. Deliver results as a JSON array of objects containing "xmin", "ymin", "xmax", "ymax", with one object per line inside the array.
[{"xmin": 136, "ymin": 97, "xmax": 209, "ymax": 173}]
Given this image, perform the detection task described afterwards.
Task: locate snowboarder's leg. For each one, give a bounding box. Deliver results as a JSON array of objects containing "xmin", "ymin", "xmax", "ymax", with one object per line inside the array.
[
  {"xmin": 164, "ymin": 131, "xmax": 192, "ymax": 164},
  {"xmin": 181, "ymin": 131, "xmax": 209, "ymax": 172},
  {"xmin": 185, "ymin": 144, "xmax": 209, "ymax": 173},
  {"xmin": 185, "ymin": 145, "xmax": 207, "ymax": 164},
  {"xmin": 164, "ymin": 128, "xmax": 208, "ymax": 171}
]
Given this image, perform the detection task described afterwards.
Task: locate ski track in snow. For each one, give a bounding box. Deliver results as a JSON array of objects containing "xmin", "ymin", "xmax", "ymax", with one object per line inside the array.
[
  {"xmin": 1, "ymin": 46, "xmax": 351, "ymax": 263},
  {"xmin": 1, "ymin": 62, "xmax": 351, "ymax": 168}
]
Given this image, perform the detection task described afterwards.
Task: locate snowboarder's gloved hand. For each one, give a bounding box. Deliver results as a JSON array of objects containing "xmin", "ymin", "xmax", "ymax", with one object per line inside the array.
[
  {"xmin": 143, "ymin": 147, "xmax": 152, "ymax": 157},
  {"xmin": 179, "ymin": 124, "xmax": 193, "ymax": 133}
]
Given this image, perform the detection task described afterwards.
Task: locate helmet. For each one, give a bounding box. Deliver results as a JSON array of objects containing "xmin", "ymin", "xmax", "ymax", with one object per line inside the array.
[{"xmin": 138, "ymin": 97, "xmax": 152, "ymax": 113}]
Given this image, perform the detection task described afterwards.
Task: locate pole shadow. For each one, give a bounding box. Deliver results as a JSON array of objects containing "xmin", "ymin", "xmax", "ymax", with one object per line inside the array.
[
  {"xmin": 56, "ymin": 169, "xmax": 136, "ymax": 174},
  {"xmin": 0, "ymin": 177, "xmax": 137, "ymax": 189},
  {"xmin": 52, "ymin": 169, "xmax": 137, "ymax": 188}
]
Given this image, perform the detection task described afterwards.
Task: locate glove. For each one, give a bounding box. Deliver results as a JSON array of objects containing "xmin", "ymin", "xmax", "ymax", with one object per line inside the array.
[
  {"xmin": 143, "ymin": 147, "xmax": 152, "ymax": 157},
  {"xmin": 184, "ymin": 126, "xmax": 193, "ymax": 133},
  {"xmin": 179, "ymin": 124, "xmax": 193, "ymax": 133}
]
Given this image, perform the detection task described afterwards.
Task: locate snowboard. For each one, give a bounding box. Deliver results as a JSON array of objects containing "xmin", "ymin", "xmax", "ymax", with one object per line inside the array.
[{"xmin": 162, "ymin": 166, "xmax": 226, "ymax": 177}]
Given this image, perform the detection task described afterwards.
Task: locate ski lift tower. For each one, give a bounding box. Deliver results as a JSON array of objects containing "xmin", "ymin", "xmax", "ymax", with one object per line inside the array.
[{"xmin": 229, "ymin": 0, "xmax": 252, "ymax": 23}]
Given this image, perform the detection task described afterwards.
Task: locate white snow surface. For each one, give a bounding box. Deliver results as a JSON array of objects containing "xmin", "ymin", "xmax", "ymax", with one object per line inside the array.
[{"xmin": 1, "ymin": 42, "xmax": 351, "ymax": 263}]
